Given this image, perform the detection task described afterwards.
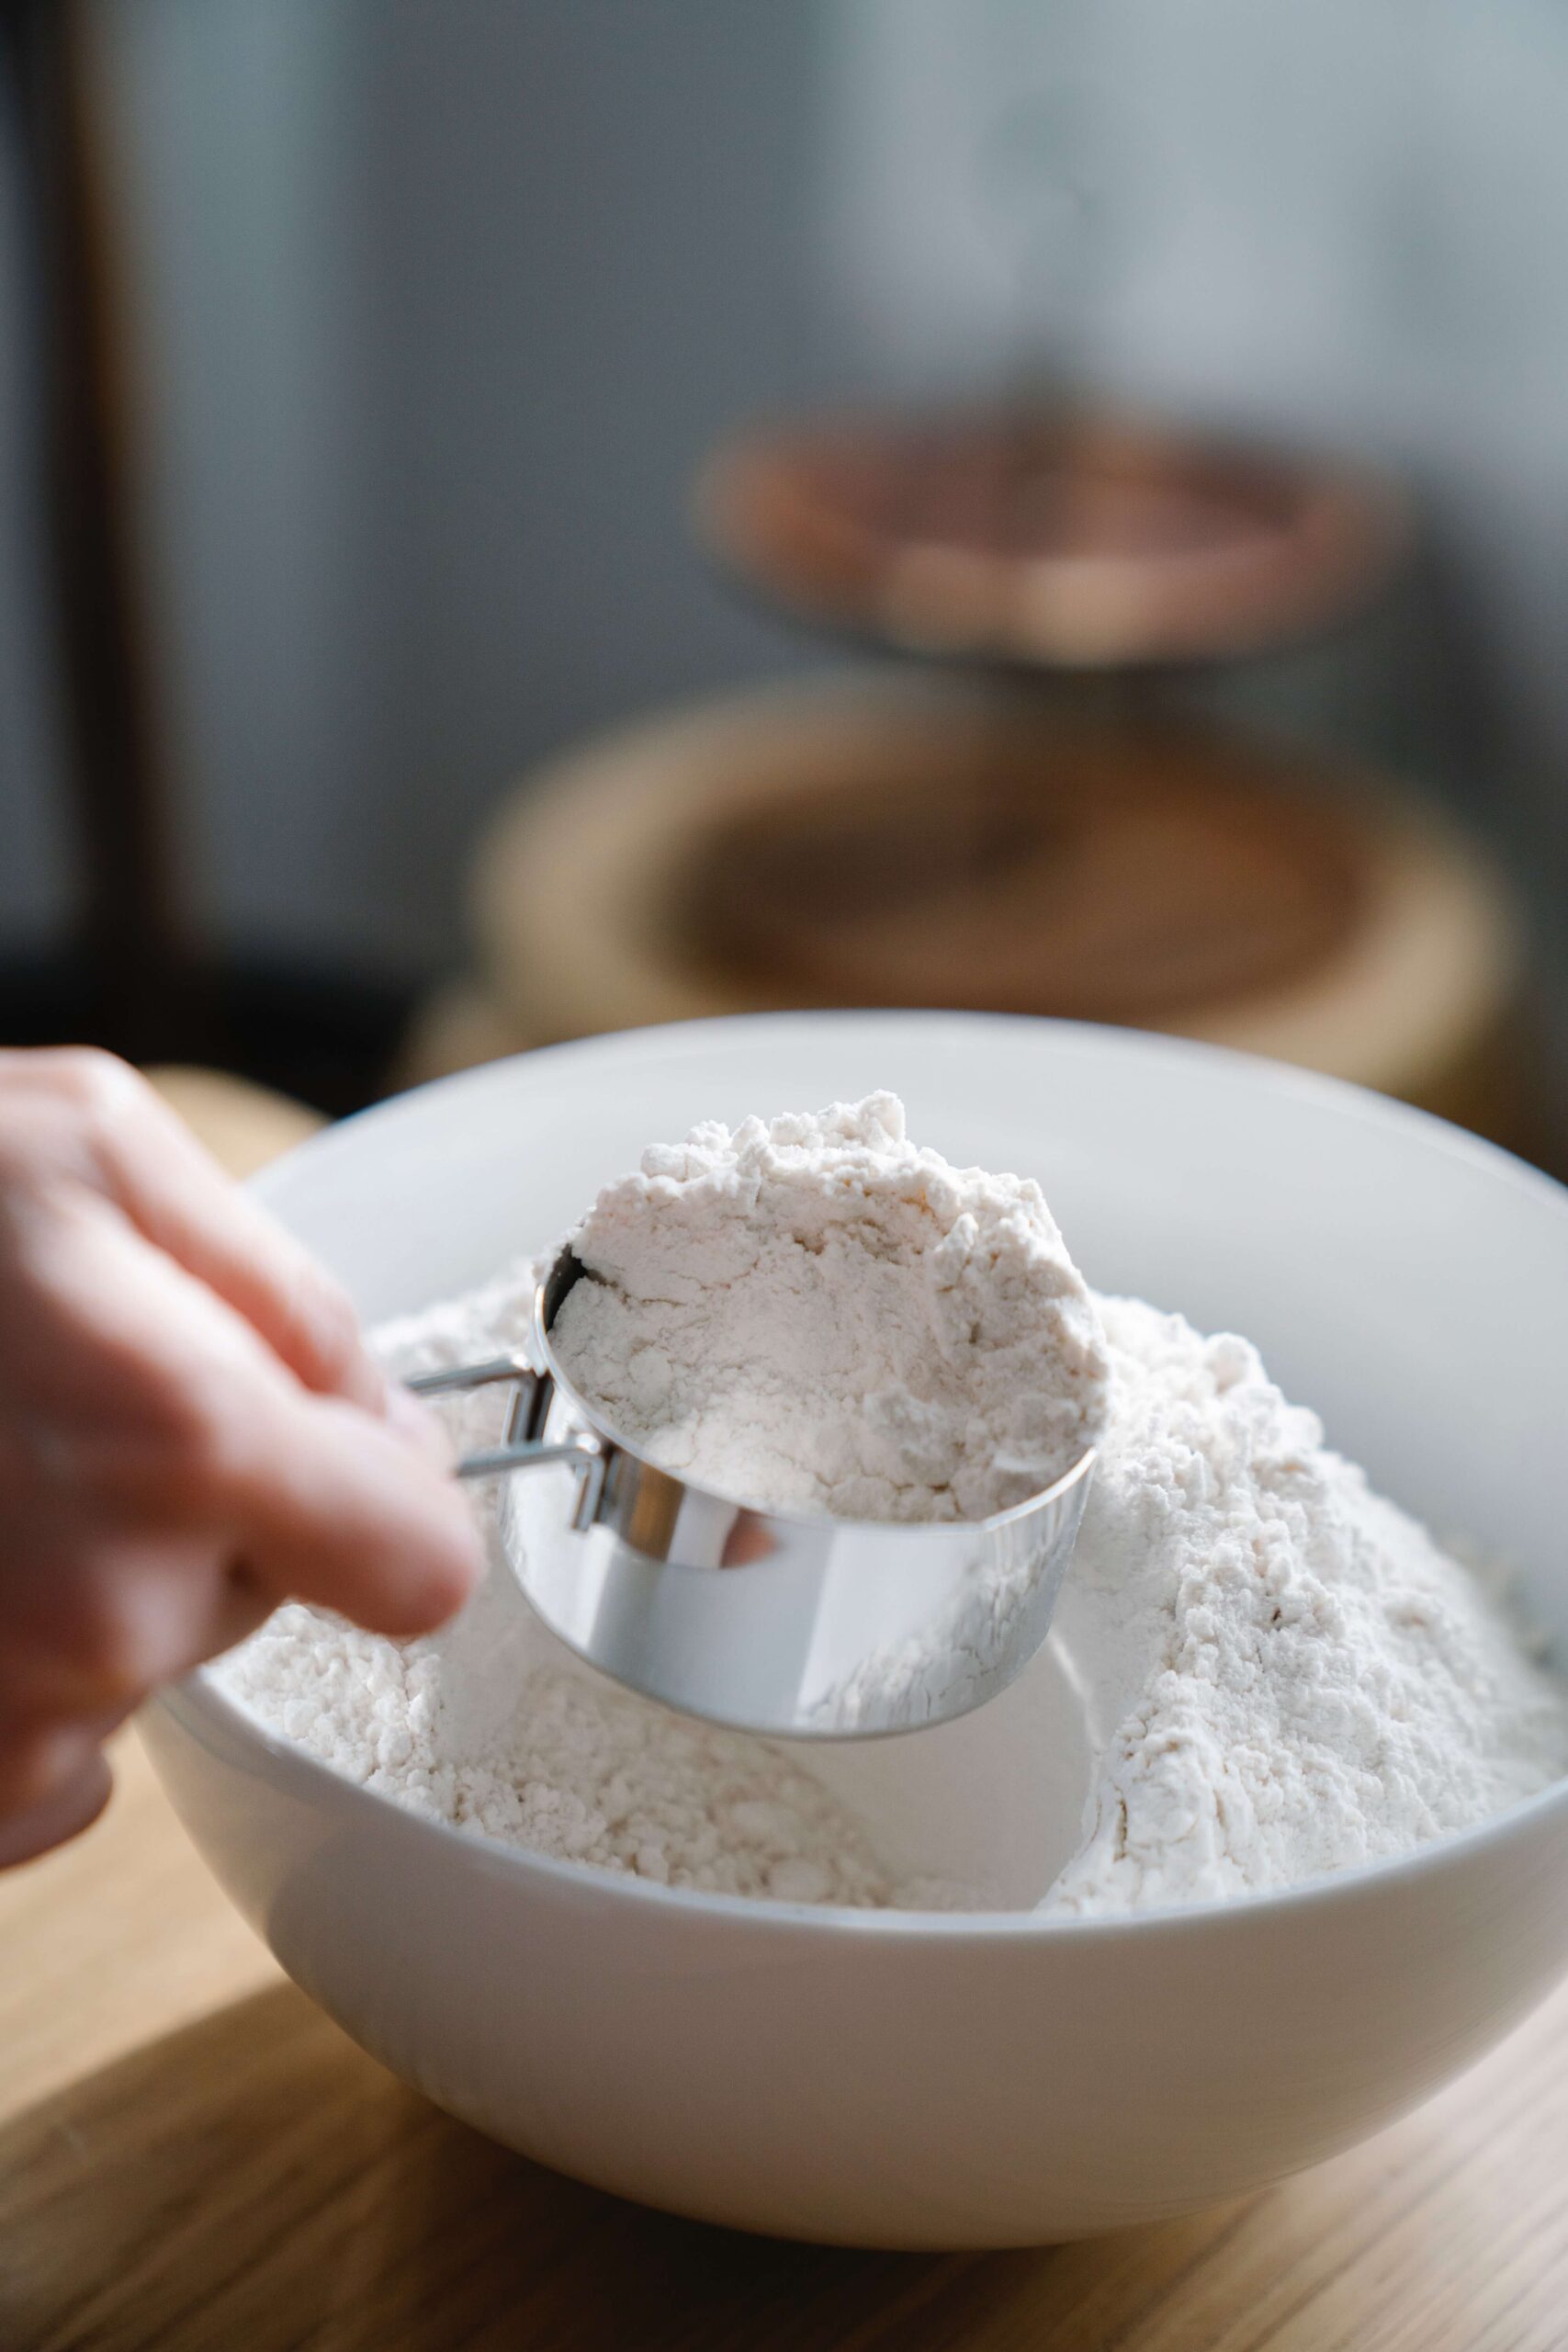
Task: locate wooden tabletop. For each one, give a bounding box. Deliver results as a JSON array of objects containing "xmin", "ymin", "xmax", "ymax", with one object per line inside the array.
[{"xmin": 4, "ymin": 1733, "xmax": 1566, "ymax": 2352}]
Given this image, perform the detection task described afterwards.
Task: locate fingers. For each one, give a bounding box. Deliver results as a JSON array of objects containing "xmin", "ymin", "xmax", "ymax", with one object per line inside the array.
[
  {"xmin": 0, "ymin": 1051, "xmax": 483, "ymax": 1870},
  {"xmin": 0, "ymin": 1438, "xmax": 475, "ymax": 1864},
  {"xmin": 12, "ymin": 1047, "xmax": 386, "ymax": 1413},
  {"xmin": 2, "ymin": 1544, "xmax": 277, "ymax": 1713},
  {"xmin": 109, "ymin": 1088, "xmax": 386, "ymax": 1411},
  {"xmin": 223, "ymin": 1388, "xmax": 484, "ymax": 1634},
  {"xmin": 7, "ymin": 1194, "xmax": 480, "ymax": 1651}
]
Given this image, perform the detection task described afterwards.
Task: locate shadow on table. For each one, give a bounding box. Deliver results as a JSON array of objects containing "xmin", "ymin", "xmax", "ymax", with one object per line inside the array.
[{"xmin": 0, "ymin": 1980, "xmax": 1236, "ymax": 2352}]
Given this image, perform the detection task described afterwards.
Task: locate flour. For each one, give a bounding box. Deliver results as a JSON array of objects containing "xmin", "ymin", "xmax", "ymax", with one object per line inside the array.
[
  {"xmin": 1045, "ymin": 1297, "xmax": 1568, "ymax": 1913},
  {"xmin": 227, "ymin": 1584, "xmax": 934, "ymax": 1904},
  {"xmin": 550, "ymin": 1092, "xmax": 1109, "ymax": 1521},
  {"xmin": 219, "ymin": 1098, "xmax": 1568, "ymax": 1917}
]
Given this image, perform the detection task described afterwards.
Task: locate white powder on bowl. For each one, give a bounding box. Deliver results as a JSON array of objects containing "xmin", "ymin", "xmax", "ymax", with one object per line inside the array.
[
  {"xmin": 218, "ymin": 1099, "xmax": 1568, "ymax": 1916},
  {"xmin": 1049, "ymin": 1297, "xmax": 1568, "ymax": 1914}
]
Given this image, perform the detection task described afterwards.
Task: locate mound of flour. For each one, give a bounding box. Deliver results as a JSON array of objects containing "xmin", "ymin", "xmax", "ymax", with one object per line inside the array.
[
  {"xmin": 1048, "ymin": 1297, "xmax": 1568, "ymax": 1913},
  {"xmin": 219, "ymin": 1102, "xmax": 1568, "ymax": 1916},
  {"xmin": 229, "ymin": 1583, "xmax": 931, "ymax": 1904},
  {"xmin": 550, "ymin": 1092, "xmax": 1109, "ymax": 1520}
]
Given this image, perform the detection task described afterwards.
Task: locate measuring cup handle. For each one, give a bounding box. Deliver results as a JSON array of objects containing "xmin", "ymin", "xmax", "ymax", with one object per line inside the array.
[{"xmin": 403, "ymin": 1355, "xmax": 606, "ymax": 1527}]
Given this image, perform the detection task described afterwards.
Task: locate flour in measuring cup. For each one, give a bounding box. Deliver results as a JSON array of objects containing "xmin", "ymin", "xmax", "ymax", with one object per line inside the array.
[{"xmin": 550, "ymin": 1091, "xmax": 1109, "ymax": 1520}]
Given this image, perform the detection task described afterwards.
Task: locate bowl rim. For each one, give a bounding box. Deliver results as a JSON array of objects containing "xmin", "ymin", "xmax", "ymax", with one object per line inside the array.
[
  {"xmin": 199, "ymin": 1008, "xmax": 1568, "ymax": 1940},
  {"xmin": 252, "ymin": 1004, "xmax": 1568, "ymax": 1238}
]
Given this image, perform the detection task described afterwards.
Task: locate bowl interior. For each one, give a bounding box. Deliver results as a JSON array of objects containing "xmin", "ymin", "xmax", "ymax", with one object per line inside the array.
[{"xmin": 245, "ymin": 1012, "xmax": 1568, "ymax": 1894}]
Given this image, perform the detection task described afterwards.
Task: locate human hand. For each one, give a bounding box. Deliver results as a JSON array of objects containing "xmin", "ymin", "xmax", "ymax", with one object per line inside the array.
[{"xmin": 0, "ymin": 1048, "xmax": 483, "ymax": 1867}]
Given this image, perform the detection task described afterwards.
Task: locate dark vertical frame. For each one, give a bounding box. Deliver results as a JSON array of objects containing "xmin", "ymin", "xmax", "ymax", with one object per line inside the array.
[{"xmin": 0, "ymin": 0, "xmax": 195, "ymax": 1059}]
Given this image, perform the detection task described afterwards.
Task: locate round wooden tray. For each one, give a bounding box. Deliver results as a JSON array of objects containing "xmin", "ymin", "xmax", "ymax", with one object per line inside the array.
[
  {"xmin": 696, "ymin": 411, "xmax": 1407, "ymax": 669},
  {"xmin": 468, "ymin": 682, "xmax": 1522, "ymax": 1136},
  {"xmin": 679, "ymin": 717, "xmax": 1361, "ymax": 1023}
]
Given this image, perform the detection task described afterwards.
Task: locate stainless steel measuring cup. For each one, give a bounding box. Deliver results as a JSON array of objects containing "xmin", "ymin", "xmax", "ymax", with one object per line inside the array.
[{"xmin": 408, "ymin": 1250, "xmax": 1096, "ymax": 1738}]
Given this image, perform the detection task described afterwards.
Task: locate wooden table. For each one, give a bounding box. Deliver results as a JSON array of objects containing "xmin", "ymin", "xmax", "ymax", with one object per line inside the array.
[{"xmin": 5, "ymin": 1735, "xmax": 1567, "ymax": 2352}]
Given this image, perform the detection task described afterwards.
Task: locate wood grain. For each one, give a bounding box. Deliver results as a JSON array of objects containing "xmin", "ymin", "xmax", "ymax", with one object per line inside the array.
[{"xmin": 4, "ymin": 1734, "xmax": 1567, "ymax": 2352}]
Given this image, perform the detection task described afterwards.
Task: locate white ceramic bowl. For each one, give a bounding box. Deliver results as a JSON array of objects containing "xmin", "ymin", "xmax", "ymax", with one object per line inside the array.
[{"xmin": 143, "ymin": 1013, "xmax": 1568, "ymax": 2247}]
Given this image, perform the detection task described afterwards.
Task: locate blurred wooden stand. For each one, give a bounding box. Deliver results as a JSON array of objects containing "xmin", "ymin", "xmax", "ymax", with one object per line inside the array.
[
  {"xmin": 408, "ymin": 682, "xmax": 1529, "ymax": 1151},
  {"xmin": 406, "ymin": 402, "xmax": 1536, "ymax": 1156},
  {"xmin": 696, "ymin": 409, "xmax": 1408, "ymax": 670}
]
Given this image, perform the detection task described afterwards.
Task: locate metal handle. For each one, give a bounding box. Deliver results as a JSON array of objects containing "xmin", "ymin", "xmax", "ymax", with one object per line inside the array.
[{"xmin": 406, "ymin": 1355, "xmax": 606, "ymax": 1529}]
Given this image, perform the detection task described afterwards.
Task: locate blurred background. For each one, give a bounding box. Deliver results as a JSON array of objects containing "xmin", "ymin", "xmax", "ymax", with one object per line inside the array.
[{"xmin": 3, "ymin": 0, "xmax": 1567, "ymax": 1170}]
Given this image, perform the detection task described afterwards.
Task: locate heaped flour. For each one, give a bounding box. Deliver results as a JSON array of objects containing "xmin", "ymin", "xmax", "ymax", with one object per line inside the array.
[
  {"xmin": 220, "ymin": 1097, "xmax": 1568, "ymax": 1916},
  {"xmin": 551, "ymin": 1091, "xmax": 1109, "ymax": 1520},
  {"xmin": 1047, "ymin": 1296, "xmax": 1568, "ymax": 1913}
]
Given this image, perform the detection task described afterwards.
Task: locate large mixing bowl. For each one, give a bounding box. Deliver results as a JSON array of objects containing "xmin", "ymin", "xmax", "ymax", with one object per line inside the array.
[{"xmin": 143, "ymin": 1012, "xmax": 1568, "ymax": 2246}]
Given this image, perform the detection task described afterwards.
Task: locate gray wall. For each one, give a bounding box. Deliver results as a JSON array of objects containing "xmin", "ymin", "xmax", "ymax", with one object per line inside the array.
[
  {"xmin": 86, "ymin": 0, "xmax": 828, "ymax": 977},
  {"xmin": 4, "ymin": 0, "xmax": 1568, "ymax": 978}
]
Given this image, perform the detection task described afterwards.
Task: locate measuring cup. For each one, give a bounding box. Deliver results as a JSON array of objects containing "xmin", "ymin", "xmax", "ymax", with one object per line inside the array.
[{"xmin": 409, "ymin": 1249, "xmax": 1096, "ymax": 1738}]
